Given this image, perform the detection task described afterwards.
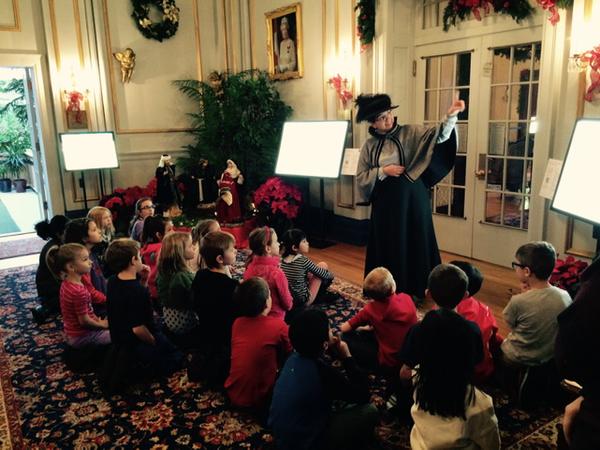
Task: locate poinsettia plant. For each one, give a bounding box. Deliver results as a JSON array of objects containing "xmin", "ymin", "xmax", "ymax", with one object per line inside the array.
[
  {"xmin": 253, "ymin": 177, "xmax": 302, "ymax": 236},
  {"xmin": 578, "ymin": 45, "xmax": 600, "ymax": 102},
  {"xmin": 550, "ymin": 255, "xmax": 589, "ymax": 299},
  {"xmin": 100, "ymin": 178, "xmax": 157, "ymax": 234}
]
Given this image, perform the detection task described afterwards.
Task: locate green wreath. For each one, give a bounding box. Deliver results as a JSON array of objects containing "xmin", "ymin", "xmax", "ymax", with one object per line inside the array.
[{"xmin": 131, "ymin": 0, "xmax": 180, "ymax": 42}]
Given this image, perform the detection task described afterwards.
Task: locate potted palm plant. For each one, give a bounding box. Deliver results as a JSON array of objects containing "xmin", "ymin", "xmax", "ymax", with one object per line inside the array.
[
  {"xmin": 0, "ymin": 163, "xmax": 10, "ymax": 192},
  {"xmin": 0, "ymin": 108, "xmax": 33, "ymax": 193},
  {"xmin": 0, "ymin": 143, "xmax": 33, "ymax": 192}
]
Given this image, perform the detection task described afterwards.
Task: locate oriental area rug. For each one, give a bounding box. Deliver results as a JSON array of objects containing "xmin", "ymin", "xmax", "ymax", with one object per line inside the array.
[{"xmin": 0, "ymin": 258, "xmax": 562, "ymax": 448}]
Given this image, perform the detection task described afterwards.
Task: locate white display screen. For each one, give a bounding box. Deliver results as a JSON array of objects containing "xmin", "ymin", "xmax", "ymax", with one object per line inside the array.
[
  {"xmin": 60, "ymin": 132, "xmax": 119, "ymax": 171},
  {"xmin": 551, "ymin": 119, "xmax": 600, "ymax": 224},
  {"xmin": 275, "ymin": 121, "xmax": 349, "ymax": 178}
]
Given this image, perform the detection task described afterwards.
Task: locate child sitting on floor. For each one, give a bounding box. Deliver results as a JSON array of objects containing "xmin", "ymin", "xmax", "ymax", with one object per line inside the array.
[
  {"xmin": 501, "ymin": 241, "xmax": 571, "ymax": 367},
  {"xmin": 191, "ymin": 219, "xmax": 221, "ymax": 270},
  {"xmin": 87, "ymin": 206, "xmax": 115, "ymax": 262},
  {"xmin": 269, "ymin": 309, "xmax": 379, "ymax": 450},
  {"xmin": 190, "ymin": 231, "xmax": 239, "ymax": 385},
  {"xmin": 32, "ymin": 215, "xmax": 70, "ymax": 323},
  {"xmin": 64, "ymin": 218, "xmax": 107, "ymax": 308},
  {"xmin": 244, "ymin": 226, "xmax": 293, "ymax": 320},
  {"xmin": 129, "ymin": 197, "xmax": 155, "ymax": 242},
  {"xmin": 140, "ymin": 215, "xmax": 173, "ymax": 302},
  {"xmin": 225, "ymin": 277, "xmax": 292, "ymax": 413},
  {"xmin": 156, "ymin": 231, "xmax": 199, "ymax": 344},
  {"xmin": 410, "ymin": 309, "xmax": 501, "ymax": 449},
  {"xmin": 399, "ymin": 264, "xmax": 483, "ymax": 383},
  {"xmin": 47, "ymin": 243, "xmax": 110, "ymax": 348},
  {"xmin": 449, "ymin": 260, "xmax": 502, "ymax": 384},
  {"xmin": 105, "ymin": 238, "xmax": 181, "ymax": 381},
  {"xmin": 340, "ymin": 267, "xmax": 417, "ymax": 372},
  {"xmin": 280, "ymin": 228, "xmax": 334, "ymax": 312}
]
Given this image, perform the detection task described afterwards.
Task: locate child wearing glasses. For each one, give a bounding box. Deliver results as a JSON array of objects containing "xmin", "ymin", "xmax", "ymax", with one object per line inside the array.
[
  {"xmin": 129, "ymin": 197, "xmax": 155, "ymax": 242},
  {"xmin": 501, "ymin": 241, "xmax": 571, "ymax": 368}
]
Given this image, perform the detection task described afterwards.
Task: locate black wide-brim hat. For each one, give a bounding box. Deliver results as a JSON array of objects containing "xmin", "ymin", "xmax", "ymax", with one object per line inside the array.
[{"xmin": 355, "ymin": 93, "xmax": 399, "ymax": 123}]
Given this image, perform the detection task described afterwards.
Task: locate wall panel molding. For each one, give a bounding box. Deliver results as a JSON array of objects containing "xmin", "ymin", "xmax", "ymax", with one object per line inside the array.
[{"xmin": 0, "ymin": 0, "xmax": 20, "ymax": 32}]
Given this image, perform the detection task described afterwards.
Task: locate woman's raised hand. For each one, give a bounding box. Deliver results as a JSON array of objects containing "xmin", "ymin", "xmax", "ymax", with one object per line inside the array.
[
  {"xmin": 447, "ymin": 92, "xmax": 466, "ymax": 116},
  {"xmin": 383, "ymin": 164, "xmax": 405, "ymax": 177}
]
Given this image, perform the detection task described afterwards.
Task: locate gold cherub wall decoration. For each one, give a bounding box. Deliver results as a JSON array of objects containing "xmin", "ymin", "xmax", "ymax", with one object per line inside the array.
[{"xmin": 113, "ymin": 48, "xmax": 136, "ymax": 83}]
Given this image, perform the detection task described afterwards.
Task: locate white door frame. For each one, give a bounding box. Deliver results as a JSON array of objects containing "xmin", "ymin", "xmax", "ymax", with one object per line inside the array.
[{"xmin": 0, "ymin": 53, "xmax": 63, "ymax": 216}]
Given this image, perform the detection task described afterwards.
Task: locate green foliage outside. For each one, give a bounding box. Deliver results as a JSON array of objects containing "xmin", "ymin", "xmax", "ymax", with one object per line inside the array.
[
  {"xmin": 0, "ymin": 78, "xmax": 33, "ymax": 179},
  {"xmin": 174, "ymin": 70, "xmax": 293, "ymax": 191}
]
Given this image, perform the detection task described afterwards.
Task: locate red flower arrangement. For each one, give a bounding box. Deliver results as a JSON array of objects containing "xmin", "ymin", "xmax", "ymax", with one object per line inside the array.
[
  {"xmin": 253, "ymin": 177, "xmax": 302, "ymax": 220},
  {"xmin": 550, "ymin": 255, "xmax": 589, "ymax": 298},
  {"xmin": 328, "ymin": 74, "xmax": 354, "ymax": 110}
]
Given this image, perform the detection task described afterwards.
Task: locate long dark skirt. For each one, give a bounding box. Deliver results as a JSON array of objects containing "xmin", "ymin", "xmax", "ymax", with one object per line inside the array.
[{"xmin": 364, "ymin": 176, "xmax": 441, "ymax": 297}]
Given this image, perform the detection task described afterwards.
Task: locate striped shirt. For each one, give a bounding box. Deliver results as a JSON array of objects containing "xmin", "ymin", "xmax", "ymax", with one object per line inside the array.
[
  {"xmin": 60, "ymin": 280, "xmax": 99, "ymax": 338},
  {"xmin": 281, "ymin": 254, "xmax": 334, "ymax": 305}
]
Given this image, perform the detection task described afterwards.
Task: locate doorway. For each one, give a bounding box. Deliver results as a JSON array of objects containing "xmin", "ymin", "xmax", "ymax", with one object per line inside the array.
[
  {"xmin": 415, "ymin": 27, "xmax": 544, "ymax": 267},
  {"xmin": 0, "ymin": 66, "xmax": 49, "ymax": 238}
]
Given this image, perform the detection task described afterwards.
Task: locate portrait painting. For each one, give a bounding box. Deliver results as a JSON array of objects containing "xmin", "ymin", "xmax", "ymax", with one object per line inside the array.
[{"xmin": 265, "ymin": 3, "xmax": 303, "ymax": 81}]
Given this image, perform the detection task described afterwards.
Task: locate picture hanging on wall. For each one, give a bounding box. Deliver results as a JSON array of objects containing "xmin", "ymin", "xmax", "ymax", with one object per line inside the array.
[{"xmin": 265, "ymin": 3, "xmax": 304, "ymax": 81}]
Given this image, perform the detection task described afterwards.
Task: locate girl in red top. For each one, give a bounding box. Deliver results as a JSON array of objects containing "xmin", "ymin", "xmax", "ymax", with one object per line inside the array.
[
  {"xmin": 244, "ymin": 227, "xmax": 293, "ymax": 320},
  {"xmin": 140, "ymin": 215, "xmax": 174, "ymax": 301},
  {"xmin": 47, "ymin": 243, "xmax": 110, "ymax": 348}
]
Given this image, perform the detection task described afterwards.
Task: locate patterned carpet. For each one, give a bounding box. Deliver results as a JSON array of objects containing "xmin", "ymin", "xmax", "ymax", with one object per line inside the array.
[{"xmin": 0, "ymin": 258, "xmax": 562, "ymax": 449}]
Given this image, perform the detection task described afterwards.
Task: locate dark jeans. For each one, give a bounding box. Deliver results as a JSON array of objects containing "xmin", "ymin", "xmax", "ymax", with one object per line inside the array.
[{"xmin": 326, "ymin": 403, "xmax": 379, "ymax": 450}]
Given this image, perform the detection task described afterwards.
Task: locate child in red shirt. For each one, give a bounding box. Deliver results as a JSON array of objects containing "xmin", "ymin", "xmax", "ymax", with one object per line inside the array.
[
  {"xmin": 47, "ymin": 243, "xmax": 110, "ymax": 348},
  {"xmin": 225, "ymin": 277, "xmax": 292, "ymax": 412},
  {"xmin": 244, "ymin": 226, "xmax": 293, "ymax": 320},
  {"xmin": 450, "ymin": 260, "xmax": 502, "ymax": 384},
  {"xmin": 140, "ymin": 215, "xmax": 173, "ymax": 302},
  {"xmin": 341, "ymin": 267, "xmax": 417, "ymax": 371}
]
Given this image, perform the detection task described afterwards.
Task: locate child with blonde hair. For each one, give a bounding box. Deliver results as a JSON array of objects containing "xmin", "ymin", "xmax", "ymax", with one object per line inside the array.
[
  {"xmin": 87, "ymin": 206, "xmax": 115, "ymax": 244},
  {"xmin": 244, "ymin": 226, "xmax": 293, "ymax": 320},
  {"xmin": 47, "ymin": 243, "xmax": 110, "ymax": 348},
  {"xmin": 156, "ymin": 232, "xmax": 199, "ymax": 340},
  {"xmin": 341, "ymin": 267, "xmax": 417, "ymax": 371}
]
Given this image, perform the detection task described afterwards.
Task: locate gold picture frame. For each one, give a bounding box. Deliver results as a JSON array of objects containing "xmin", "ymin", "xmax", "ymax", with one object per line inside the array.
[{"xmin": 265, "ymin": 3, "xmax": 303, "ymax": 81}]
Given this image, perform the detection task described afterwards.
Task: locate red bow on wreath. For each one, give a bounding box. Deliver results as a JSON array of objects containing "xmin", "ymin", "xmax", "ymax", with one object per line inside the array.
[{"xmin": 66, "ymin": 90, "xmax": 84, "ymax": 123}]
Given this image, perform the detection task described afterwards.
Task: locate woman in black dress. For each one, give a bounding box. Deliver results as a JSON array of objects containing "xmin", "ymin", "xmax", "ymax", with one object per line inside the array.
[{"xmin": 355, "ymin": 93, "xmax": 464, "ymax": 298}]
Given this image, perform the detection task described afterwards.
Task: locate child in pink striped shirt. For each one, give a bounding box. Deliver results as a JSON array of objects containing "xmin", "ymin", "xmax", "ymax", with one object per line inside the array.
[{"xmin": 48, "ymin": 243, "xmax": 111, "ymax": 348}]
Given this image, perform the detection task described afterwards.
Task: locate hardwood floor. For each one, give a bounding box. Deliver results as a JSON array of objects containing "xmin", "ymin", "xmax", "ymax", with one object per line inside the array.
[{"xmin": 309, "ymin": 242, "xmax": 520, "ymax": 336}]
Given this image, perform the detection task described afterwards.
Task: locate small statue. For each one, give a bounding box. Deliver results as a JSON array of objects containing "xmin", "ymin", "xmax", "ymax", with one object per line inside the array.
[
  {"xmin": 113, "ymin": 48, "xmax": 136, "ymax": 83},
  {"xmin": 216, "ymin": 159, "xmax": 244, "ymax": 224},
  {"xmin": 155, "ymin": 154, "xmax": 181, "ymax": 208}
]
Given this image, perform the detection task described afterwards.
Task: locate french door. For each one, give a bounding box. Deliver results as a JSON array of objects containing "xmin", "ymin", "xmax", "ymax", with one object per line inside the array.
[{"xmin": 415, "ymin": 28, "xmax": 543, "ymax": 267}]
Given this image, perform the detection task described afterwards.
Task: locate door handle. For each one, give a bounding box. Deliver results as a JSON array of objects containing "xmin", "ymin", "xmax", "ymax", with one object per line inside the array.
[{"xmin": 475, "ymin": 153, "xmax": 487, "ymax": 180}]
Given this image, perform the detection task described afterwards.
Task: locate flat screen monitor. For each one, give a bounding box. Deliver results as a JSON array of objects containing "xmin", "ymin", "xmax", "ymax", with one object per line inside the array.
[
  {"xmin": 59, "ymin": 132, "xmax": 119, "ymax": 171},
  {"xmin": 551, "ymin": 119, "xmax": 600, "ymax": 224},
  {"xmin": 275, "ymin": 121, "xmax": 349, "ymax": 178}
]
